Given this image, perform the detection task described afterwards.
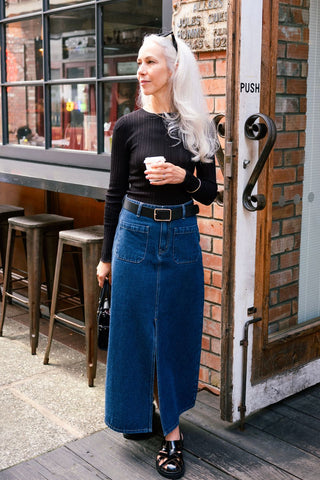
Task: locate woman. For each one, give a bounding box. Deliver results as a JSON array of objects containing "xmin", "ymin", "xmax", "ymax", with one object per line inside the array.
[{"xmin": 97, "ymin": 32, "xmax": 218, "ymax": 479}]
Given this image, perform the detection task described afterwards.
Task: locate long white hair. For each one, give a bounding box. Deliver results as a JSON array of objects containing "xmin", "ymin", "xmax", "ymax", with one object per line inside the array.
[{"xmin": 138, "ymin": 34, "xmax": 219, "ymax": 162}]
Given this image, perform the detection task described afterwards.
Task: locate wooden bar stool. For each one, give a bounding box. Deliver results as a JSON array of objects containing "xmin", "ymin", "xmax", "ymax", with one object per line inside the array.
[
  {"xmin": 43, "ymin": 225, "xmax": 104, "ymax": 387},
  {"xmin": 0, "ymin": 205, "xmax": 25, "ymax": 301},
  {"xmin": 0, "ymin": 214, "xmax": 74, "ymax": 354}
]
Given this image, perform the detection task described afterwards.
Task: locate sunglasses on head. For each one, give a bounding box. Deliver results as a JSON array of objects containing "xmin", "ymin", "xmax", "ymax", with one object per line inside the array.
[{"xmin": 158, "ymin": 31, "xmax": 178, "ymax": 52}]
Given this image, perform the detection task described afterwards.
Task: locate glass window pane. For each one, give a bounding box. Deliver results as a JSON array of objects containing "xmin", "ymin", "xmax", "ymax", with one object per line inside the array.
[
  {"xmin": 104, "ymin": 81, "xmax": 138, "ymax": 153},
  {"xmin": 51, "ymin": 83, "xmax": 96, "ymax": 151},
  {"xmin": 8, "ymin": 86, "xmax": 44, "ymax": 146},
  {"xmin": 6, "ymin": 18, "xmax": 42, "ymax": 82},
  {"xmin": 50, "ymin": 8, "xmax": 95, "ymax": 80},
  {"xmin": 103, "ymin": 0, "xmax": 161, "ymax": 76},
  {"xmin": 6, "ymin": 0, "xmax": 41, "ymax": 18}
]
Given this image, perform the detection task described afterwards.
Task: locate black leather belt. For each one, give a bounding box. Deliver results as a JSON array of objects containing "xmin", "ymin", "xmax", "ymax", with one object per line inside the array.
[{"xmin": 123, "ymin": 197, "xmax": 199, "ymax": 222}]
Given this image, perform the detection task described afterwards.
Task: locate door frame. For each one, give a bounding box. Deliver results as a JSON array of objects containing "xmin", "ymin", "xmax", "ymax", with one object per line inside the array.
[{"xmin": 220, "ymin": 0, "xmax": 320, "ymax": 423}]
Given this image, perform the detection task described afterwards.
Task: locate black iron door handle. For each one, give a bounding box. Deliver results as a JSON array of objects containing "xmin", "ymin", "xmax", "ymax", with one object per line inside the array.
[{"xmin": 243, "ymin": 113, "xmax": 277, "ymax": 211}]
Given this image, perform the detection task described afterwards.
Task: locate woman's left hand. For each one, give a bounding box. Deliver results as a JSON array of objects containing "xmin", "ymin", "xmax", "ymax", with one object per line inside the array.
[{"xmin": 145, "ymin": 163, "xmax": 186, "ymax": 185}]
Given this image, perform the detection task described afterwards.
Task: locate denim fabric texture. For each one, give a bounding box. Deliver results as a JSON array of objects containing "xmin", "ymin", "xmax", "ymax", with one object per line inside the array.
[{"xmin": 105, "ymin": 198, "xmax": 204, "ymax": 436}]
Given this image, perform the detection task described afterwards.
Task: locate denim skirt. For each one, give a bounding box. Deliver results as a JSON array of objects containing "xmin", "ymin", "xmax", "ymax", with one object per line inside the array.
[{"xmin": 105, "ymin": 198, "xmax": 204, "ymax": 436}]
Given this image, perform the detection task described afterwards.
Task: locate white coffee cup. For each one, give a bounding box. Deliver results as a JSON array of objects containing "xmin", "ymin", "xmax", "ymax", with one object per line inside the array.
[{"xmin": 144, "ymin": 156, "xmax": 166, "ymax": 169}]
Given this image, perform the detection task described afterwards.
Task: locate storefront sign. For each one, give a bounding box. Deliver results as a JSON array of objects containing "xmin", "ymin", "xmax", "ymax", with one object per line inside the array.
[{"xmin": 173, "ymin": 0, "xmax": 227, "ymax": 52}]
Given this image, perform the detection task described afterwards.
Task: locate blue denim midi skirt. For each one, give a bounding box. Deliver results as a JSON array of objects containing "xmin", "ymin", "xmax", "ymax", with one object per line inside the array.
[{"xmin": 105, "ymin": 198, "xmax": 204, "ymax": 436}]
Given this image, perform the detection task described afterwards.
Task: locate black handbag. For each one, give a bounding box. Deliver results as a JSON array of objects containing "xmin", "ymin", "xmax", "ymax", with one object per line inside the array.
[{"xmin": 97, "ymin": 279, "xmax": 111, "ymax": 351}]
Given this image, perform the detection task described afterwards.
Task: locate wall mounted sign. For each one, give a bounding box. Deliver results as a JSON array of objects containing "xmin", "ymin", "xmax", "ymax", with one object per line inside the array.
[{"xmin": 173, "ymin": 0, "xmax": 227, "ymax": 52}]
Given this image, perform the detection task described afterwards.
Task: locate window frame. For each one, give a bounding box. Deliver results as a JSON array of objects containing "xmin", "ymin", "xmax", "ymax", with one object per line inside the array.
[{"xmin": 0, "ymin": 0, "xmax": 171, "ymax": 171}]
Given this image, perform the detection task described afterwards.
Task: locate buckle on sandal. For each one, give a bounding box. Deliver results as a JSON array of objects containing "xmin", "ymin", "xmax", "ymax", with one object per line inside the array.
[{"xmin": 154, "ymin": 208, "xmax": 172, "ymax": 221}]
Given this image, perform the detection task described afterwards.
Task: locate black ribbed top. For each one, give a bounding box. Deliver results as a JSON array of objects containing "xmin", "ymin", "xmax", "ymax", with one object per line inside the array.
[{"xmin": 101, "ymin": 108, "xmax": 217, "ymax": 261}]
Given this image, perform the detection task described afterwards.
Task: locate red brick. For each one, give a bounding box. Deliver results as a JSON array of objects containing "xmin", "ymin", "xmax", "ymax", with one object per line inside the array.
[
  {"xmin": 279, "ymin": 283, "xmax": 299, "ymax": 302},
  {"xmin": 287, "ymin": 79, "xmax": 307, "ymax": 95},
  {"xmin": 212, "ymin": 271, "xmax": 222, "ymax": 288},
  {"xmin": 278, "ymin": 26, "xmax": 302, "ymax": 42},
  {"xmin": 285, "ymin": 114, "xmax": 306, "ymax": 130},
  {"xmin": 203, "ymin": 301, "xmax": 211, "ymax": 318},
  {"xmin": 284, "ymin": 149, "xmax": 305, "ymax": 165},
  {"xmin": 211, "ymin": 338, "xmax": 221, "ymax": 355},
  {"xmin": 270, "ymin": 255, "xmax": 279, "ymax": 272},
  {"xmin": 287, "ymin": 43, "xmax": 308, "ymax": 59},
  {"xmin": 205, "ymin": 285, "xmax": 222, "ymax": 304},
  {"xmin": 199, "ymin": 60, "xmax": 214, "ymax": 77},
  {"xmin": 275, "ymin": 132, "xmax": 299, "ymax": 149},
  {"xmin": 203, "ymin": 268, "xmax": 211, "ymax": 285},
  {"xmin": 276, "ymin": 77, "xmax": 285, "ymax": 94},
  {"xmin": 273, "ymin": 167, "xmax": 297, "ymax": 184},
  {"xmin": 271, "ymin": 221, "xmax": 280, "ymax": 238},
  {"xmin": 272, "ymin": 204, "xmax": 295, "ymax": 219},
  {"xmin": 297, "ymin": 165, "xmax": 304, "ymax": 180},
  {"xmin": 269, "ymin": 303, "xmax": 292, "ymax": 322},
  {"xmin": 276, "ymin": 96, "xmax": 299, "ymax": 113},
  {"xmin": 198, "ymin": 203, "xmax": 213, "ymax": 217},
  {"xmin": 202, "ymin": 78, "xmax": 226, "ymax": 95},
  {"xmin": 216, "ymin": 59, "xmax": 226, "ymax": 76},
  {"xmin": 214, "ymin": 96, "xmax": 226, "ymax": 112},
  {"xmin": 201, "ymin": 350, "xmax": 221, "ymax": 371},
  {"xmin": 282, "ymin": 217, "xmax": 301, "ymax": 235},
  {"xmin": 200, "ymin": 235, "xmax": 212, "ymax": 252},
  {"xmin": 203, "ymin": 318, "xmax": 221, "ymax": 337},
  {"xmin": 270, "ymin": 268, "xmax": 293, "ymax": 289},
  {"xmin": 202, "ymin": 252, "xmax": 222, "ymax": 270},
  {"xmin": 199, "ymin": 366, "xmax": 210, "ymax": 383},
  {"xmin": 273, "ymin": 186, "xmax": 282, "ymax": 203},
  {"xmin": 206, "ymin": 96, "xmax": 214, "ymax": 113},
  {"xmin": 299, "ymin": 131, "xmax": 305, "ymax": 147},
  {"xmin": 198, "ymin": 217, "xmax": 223, "ymax": 236},
  {"xmin": 280, "ymin": 250, "xmax": 300, "ymax": 268},
  {"xmin": 283, "ymin": 183, "xmax": 303, "ymax": 199},
  {"xmin": 271, "ymin": 236, "xmax": 295, "ymax": 255},
  {"xmin": 214, "ymin": 204, "xmax": 223, "ymax": 220},
  {"xmin": 273, "ymin": 150, "xmax": 283, "ymax": 167},
  {"xmin": 202, "ymin": 334, "xmax": 211, "ymax": 351},
  {"xmin": 300, "ymin": 97, "xmax": 307, "ymax": 112},
  {"xmin": 211, "ymin": 304, "xmax": 221, "ymax": 322},
  {"xmin": 213, "ymin": 237, "xmax": 223, "ymax": 255}
]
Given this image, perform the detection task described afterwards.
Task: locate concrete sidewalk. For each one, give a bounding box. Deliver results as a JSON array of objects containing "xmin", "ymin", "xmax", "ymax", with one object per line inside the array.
[{"xmin": 0, "ymin": 304, "xmax": 107, "ymax": 471}]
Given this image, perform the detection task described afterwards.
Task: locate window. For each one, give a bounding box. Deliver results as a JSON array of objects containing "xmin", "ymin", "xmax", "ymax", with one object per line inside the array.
[{"xmin": 0, "ymin": 0, "xmax": 165, "ymax": 168}]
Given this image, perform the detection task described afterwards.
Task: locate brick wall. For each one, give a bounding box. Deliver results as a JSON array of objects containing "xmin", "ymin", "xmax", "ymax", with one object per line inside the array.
[
  {"xmin": 196, "ymin": 47, "xmax": 226, "ymax": 392},
  {"xmin": 269, "ymin": 0, "xmax": 309, "ymax": 333}
]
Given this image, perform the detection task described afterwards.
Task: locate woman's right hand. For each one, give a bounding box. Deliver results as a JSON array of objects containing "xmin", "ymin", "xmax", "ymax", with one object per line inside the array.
[{"xmin": 96, "ymin": 260, "xmax": 111, "ymax": 287}]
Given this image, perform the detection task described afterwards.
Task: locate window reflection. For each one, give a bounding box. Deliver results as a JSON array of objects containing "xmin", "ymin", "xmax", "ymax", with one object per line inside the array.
[
  {"xmin": 103, "ymin": 0, "xmax": 161, "ymax": 76},
  {"xmin": 6, "ymin": 18, "xmax": 43, "ymax": 82},
  {"xmin": 8, "ymin": 86, "xmax": 44, "ymax": 146},
  {"xmin": 49, "ymin": 0, "xmax": 87, "ymax": 8},
  {"xmin": 51, "ymin": 83, "xmax": 96, "ymax": 151},
  {"xmin": 50, "ymin": 8, "xmax": 95, "ymax": 80},
  {"xmin": 104, "ymin": 81, "xmax": 138, "ymax": 153},
  {"xmin": 0, "ymin": 89, "xmax": 2, "ymax": 145},
  {"xmin": 6, "ymin": 0, "xmax": 41, "ymax": 18}
]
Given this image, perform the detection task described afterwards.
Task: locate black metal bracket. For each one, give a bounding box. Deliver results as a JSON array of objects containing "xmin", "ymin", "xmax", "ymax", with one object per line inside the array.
[
  {"xmin": 242, "ymin": 114, "xmax": 277, "ymax": 211},
  {"xmin": 213, "ymin": 114, "xmax": 227, "ymax": 206}
]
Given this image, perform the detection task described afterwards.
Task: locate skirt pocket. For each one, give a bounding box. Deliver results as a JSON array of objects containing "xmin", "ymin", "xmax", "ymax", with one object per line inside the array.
[
  {"xmin": 115, "ymin": 220, "xmax": 149, "ymax": 264},
  {"xmin": 173, "ymin": 224, "xmax": 201, "ymax": 264}
]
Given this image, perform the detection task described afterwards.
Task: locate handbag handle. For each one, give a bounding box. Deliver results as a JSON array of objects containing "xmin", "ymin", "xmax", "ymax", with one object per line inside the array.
[{"xmin": 99, "ymin": 278, "xmax": 111, "ymax": 308}]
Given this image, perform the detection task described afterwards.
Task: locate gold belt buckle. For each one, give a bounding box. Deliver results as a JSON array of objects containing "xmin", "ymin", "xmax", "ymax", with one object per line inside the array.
[{"xmin": 154, "ymin": 208, "xmax": 172, "ymax": 221}]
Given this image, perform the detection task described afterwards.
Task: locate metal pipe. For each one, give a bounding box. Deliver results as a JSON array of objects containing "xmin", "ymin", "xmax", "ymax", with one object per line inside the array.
[{"xmin": 238, "ymin": 316, "xmax": 262, "ymax": 430}]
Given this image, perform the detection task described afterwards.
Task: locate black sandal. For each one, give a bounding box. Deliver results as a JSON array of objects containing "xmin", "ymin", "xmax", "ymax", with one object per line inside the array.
[{"xmin": 156, "ymin": 434, "xmax": 185, "ymax": 479}]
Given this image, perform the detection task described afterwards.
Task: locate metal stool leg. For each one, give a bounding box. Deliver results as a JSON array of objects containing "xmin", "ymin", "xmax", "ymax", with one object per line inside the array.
[
  {"xmin": 43, "ymin": 238, "xmax": 65, "ymax": 365},
  {"xmin": 26, "ymin": 228, "xmax": 43, "ymax": 354},
  {"xmin": 82, "ymin": 242, "xmax": 100, "ymax": 387},
  {"xmin": 0, "ymin": 226, "xmax": 16, "ymax": 336}
]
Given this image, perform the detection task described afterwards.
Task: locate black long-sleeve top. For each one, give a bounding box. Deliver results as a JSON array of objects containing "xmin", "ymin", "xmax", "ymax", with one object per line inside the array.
[{"xmin": 101, "ymin": 108, "xmax": 217, "ymax": 262}]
